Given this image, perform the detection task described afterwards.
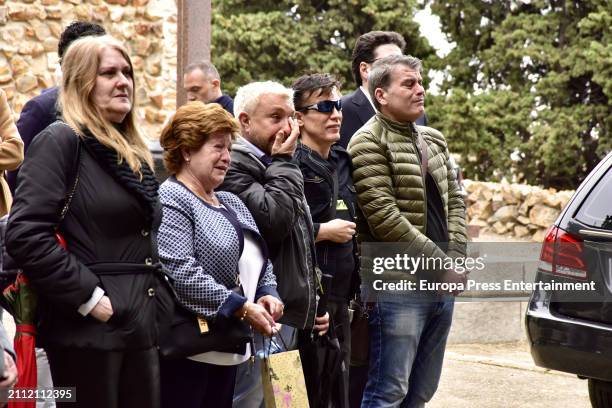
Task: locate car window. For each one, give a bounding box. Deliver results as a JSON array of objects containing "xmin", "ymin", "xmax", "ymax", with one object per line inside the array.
[{"xmin": 575, "ymin": 167, "xmax": 612, "ymax": 231}]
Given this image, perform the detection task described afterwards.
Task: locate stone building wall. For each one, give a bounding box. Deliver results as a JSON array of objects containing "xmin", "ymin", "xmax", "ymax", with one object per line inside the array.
[
  {"xmin": 464, "ymin": 180, "xmax": 575, "ymax": 242},
  {"xmin": 0, "ymin": 0, "xmax": 177, "ymax": 138}
]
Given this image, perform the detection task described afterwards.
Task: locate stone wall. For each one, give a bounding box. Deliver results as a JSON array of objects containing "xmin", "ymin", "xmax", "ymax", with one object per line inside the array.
[
  {"xmin": 0, "ymin": 0, "xmax": 177, "ymax": 138},
  {"xmin": 464, "ymin": 180, "xmax": 575, "ymax": 242}
]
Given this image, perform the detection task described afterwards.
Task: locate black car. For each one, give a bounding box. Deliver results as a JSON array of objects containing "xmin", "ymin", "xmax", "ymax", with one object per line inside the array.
[{"xmin": 526, "ymin": 151, "xmax": 612, "ymax": 407}]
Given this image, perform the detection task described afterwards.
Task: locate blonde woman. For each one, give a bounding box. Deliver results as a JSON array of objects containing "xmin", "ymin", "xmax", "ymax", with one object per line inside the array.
[
  {"xmin": 6, "ymin": 35, "xmax": 168, "ymax": 408},
  {"xmin": 0, "ymin": 89, "xmax": 24, "ymax": 216}
]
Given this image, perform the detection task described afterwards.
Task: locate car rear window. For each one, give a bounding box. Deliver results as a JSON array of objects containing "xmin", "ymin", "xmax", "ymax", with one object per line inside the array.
[{"xmin": 575, "ymin": 167, "xmax": 612, "ymax": 231}]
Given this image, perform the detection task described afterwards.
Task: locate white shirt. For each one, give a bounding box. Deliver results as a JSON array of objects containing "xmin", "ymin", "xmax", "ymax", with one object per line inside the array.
[
  {"xmin": 360, "ymin": 85, "xmax": 376, "ymax": 110},
  {"xmin": 188, "ymin": 231, "xmax": 263, "ymax": 365}
]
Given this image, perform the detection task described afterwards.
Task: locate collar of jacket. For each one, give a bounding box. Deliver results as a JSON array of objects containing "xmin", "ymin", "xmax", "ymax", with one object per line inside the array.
[
  {"xmin": 80, "ymin": 129, "xmax": 160, "ymax": 225},
  {"xmin": 376, "ymin": 112, "xmax": 418, "ymax": 140},
  {"xmin": 233, "ymin": 137, "xmax": 268, "ymax": 169}
]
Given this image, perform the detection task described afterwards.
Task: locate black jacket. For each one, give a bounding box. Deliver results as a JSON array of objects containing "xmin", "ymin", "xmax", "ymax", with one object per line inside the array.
[
  {"xmin": 294, "ymin": 143, "xmax": 359, "ymax": 302},
  {"xmin": 339, "ymin": 87, "xmax": 427, "ymax": 149},
  {"xmin": 6, "ymin": 121, "xmax": 168, "ymax": 350},
  {"xmin": 219, "ymin": 138, "xmax": 317, "ymax": 330},
  {"xmin": 7, "ymin": 87, "xmax": 59, "ymax": 193}
]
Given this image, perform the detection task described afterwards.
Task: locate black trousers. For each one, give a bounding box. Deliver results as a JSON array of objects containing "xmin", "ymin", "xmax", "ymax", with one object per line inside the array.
[
  {"xmin": 160, "ymin": 357, "xmax": 237, "ymax": 408},
  {"xmin": 329, "ymin": 300, "xmax": 351, "ymax": 407},
  {"xmin": 46, "ymin": 346, "xmax": 160, "ymax": 408}
]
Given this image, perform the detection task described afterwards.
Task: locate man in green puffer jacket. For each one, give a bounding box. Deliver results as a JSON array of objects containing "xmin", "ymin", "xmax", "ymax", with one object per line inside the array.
[{"xmin": 348, "ymin": 54, "xmax": 467, "ymax": 408}]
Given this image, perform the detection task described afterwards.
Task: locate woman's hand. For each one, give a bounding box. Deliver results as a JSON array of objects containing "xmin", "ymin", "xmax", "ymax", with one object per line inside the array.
[
  {"xmin": 257, "ymin": 295, "xmax": 284, "ymax": 321},
  {"xmin": 235, "ymin": 301, "xmax": 276, "ymax": 336},
  {"xmin": 314, "ymin": 312, "xmax": 330, "ymax": 336},
  {"xmin": 90, "ymin": 295, "xmax": 114, "ymax": 322}
]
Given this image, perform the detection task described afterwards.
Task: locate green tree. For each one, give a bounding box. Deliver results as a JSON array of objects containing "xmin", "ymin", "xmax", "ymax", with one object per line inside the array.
[
  {"xmin": 211, "ymin": 0, "xmax": 437, "ymax": 96},
  {"xmin": 427, "ymin": 0, "xmax": 611, "ymax": 189}
]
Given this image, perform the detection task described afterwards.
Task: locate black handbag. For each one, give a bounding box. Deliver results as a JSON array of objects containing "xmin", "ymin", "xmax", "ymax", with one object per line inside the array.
[{"xmin": 158, "ymin": 284, "xmax": 252, "ymax": 360}]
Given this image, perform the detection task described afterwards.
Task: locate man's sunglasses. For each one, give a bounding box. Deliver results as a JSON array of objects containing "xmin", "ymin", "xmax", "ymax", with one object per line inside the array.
[{"xmin": 297, "ymin": 100, "xmax": 342, "ymax": 113}]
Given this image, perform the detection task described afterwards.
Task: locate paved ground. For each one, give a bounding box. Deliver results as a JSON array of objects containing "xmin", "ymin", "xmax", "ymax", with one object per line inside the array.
[{"xmin": 429, "ymin": 342, "xmax": 591, "ymax": 408}]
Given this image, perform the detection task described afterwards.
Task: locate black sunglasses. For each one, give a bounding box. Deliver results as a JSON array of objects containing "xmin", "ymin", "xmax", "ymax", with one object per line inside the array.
[{"xmin": 297, "ymin": 100, "xmax": 342, "ymax": 113}]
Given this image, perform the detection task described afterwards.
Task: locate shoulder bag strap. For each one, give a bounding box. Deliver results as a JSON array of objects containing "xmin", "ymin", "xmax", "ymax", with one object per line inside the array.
[
  {"xmin": 57, "ymin": 128, "xmax": 82, "ymax": 227},
  {"xmin": 415, "ymin": 125, "xmax": 428, "ymax": 178}
]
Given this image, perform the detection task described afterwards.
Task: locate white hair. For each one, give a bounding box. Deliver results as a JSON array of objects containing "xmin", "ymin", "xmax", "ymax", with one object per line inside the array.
[{"xmin": 233, "ymin": 81, "xmax": 294, "ymax": 118}]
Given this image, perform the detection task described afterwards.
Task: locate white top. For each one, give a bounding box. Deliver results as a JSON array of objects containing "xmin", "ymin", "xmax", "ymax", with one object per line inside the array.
[
  {"xmin": 188, "ymin": 231, "xmax": 262, "ymax": 365},
  {"xmin": 360, "ymin": 85, "xmax": 376, "ymax": 110}
]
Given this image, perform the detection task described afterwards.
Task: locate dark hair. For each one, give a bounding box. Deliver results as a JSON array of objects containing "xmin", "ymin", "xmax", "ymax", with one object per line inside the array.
[
  {"xmin": 291, "ymin": 73, "xmax": 341, "ymax": 109},
  {"xmin": 58, "ymin": 21, "xmax": 106, "ymax": 60},
  {"xmin": 368, "ymin": 54, "xmax": 422, "ymax": 111},
  {"xmin": 184, "ymin": 60, "xmax": 220, "ymax": 80},
  {"xmin": 159, "ymin": 102, "xmax": 239, "ymax": 175},
  {"xmin": 351, "ymin": 31, "xmax": 406, "ymax": 87}
]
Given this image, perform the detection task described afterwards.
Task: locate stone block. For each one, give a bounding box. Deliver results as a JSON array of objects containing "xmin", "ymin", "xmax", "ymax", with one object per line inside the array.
[
  {"xmin": 109, "ymin": 6, "xmax": 124, "ymax": 22},
  {"xmin": 45, "ymin": 6, "xmax": 62, "ymax": 19},
  {"xmin": 492, "ymin": 221, "xmax": 509, "ymax": 235},
  {"xmin": 491, "ymin": 205, "xmax": 518, "ymax": 223},
  {"xmin": 7, "ymin": 3, "xmax": 28, "ymax": 21},
  {"xmin": 514, "ymin": 225, "xmax": 530, "ymax": 238},
  {"xmin": 43, "ymin": 37, "xmax": 59, "ymax": 53},
  {"xmin": 15, "ymin": 74, "xmax": 37, "ymax": 93},
  {"xmin": 149, "ymin": 91, "xmax": 163, "ymax": 109},
  {"xmin": 1, "ymin": 85, "xmax": 15, "ymax": 100},
  {"xmin": 0, "ymin": 74, "xmax": 12, "ymax": 84},
  {"xmin": 531, "ymin": 229, "xmax": 548, "ymax": 243},
  {"xmin": 33, "ymin": 22, "xmax": 51, "ymax": 41},
  {"xmin": 146, "ymin": 58, "xmax": 161, "ymax": 76},
  {"xmin": 516, "ymin": 215, "xmax": 530, "ymax": 225},
  {"xmin": 9, "ymin": 56, "xmax": 28, "ymax": 76},
  {"xmin": 529, "ymin": 204, "xmax": 559, "ymax": 228},
  {"xmin": 75, "ymin": 4, "xmax": 92, "ymax": 19},
  {"xmin": 48, "ymin": 22, "xmax": 62, "ymax": 38},
  {"xmin": 93, "ymin": 5, "xmax": 109, "ymax": 20}
]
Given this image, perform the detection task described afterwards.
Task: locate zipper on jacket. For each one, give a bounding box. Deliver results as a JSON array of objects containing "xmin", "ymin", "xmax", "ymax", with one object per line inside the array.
[{"xmin": 414, "ymin": 133, "xmax": 428, "ymax": 234}]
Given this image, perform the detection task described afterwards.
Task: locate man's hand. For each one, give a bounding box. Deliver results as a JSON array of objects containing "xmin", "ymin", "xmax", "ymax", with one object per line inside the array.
[
  {"xmin": 0, "ymin": 351, "xmax": 17, "ymax": 389},
  {"xmin": 314, "ymin": 312, "xmax": 330, "ymax": 336},
  {"xmin": 90, "ymin": 295, "xmax": 114, "ymax": 322},
  {"xmin": 271, "ymin": 117, "xmax": 299, "ymax": 157},
  {"xmin": 257, "ymin": 295, "xmax": 284, "ymax": 321},
  {"xmin": 317, "ymin": 219, "xmax": 356, "ymax": 243}
]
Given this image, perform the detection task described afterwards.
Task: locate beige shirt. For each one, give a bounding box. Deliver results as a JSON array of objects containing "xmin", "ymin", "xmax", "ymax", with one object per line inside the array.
[{"xmin": 0, "ymin": 89, "xmax": 24, "ymax": 216}]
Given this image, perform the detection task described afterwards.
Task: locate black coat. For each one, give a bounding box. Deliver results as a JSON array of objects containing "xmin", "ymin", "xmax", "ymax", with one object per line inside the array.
[
  {"xmin": 6, "ymin": 121, "xmax": 168, "ymax": 351},
  {"xmin": 219, "ymin": 138, "xmax": 317, "ymax": 330},
  {"xmin": 294, "ymin": 143, "xmax": 359, "ymax": 301},
  {"xmin": 339, "ymin": 87, "xmax": 427, "ymax": 149}
]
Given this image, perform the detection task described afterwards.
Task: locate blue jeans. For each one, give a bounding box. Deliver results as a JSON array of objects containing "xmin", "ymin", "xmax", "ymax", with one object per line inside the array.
[{"xmin": 361, "ymin": 295, "xmax": 454, "ymax": 408}]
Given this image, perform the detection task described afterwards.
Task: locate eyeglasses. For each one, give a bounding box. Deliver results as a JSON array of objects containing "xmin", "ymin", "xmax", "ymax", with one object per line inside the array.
[{"xmin": 297, "ymin": 100, "xmax": 342, "ymax": 113}]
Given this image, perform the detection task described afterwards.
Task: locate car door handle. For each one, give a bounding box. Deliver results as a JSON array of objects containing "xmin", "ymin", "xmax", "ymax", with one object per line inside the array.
[{"xmin": 579, "ymin": 229, "xmax": 612, "ymax": 239}]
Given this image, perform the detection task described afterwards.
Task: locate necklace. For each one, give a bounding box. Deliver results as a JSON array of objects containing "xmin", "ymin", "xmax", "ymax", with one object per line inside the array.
[{"xmin": 177, "ymin": 175, "xmax": 219, "ymax": 206}]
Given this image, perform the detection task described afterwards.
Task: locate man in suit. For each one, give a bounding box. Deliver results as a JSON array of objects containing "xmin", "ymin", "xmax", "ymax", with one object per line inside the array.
[
  {"xmin": 339, "ymin": 31, "xmax": 427, "ymax": 149},
  {"xmin": 7, "ymin": 21, "xmax": 106, "ymax": 193}
]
